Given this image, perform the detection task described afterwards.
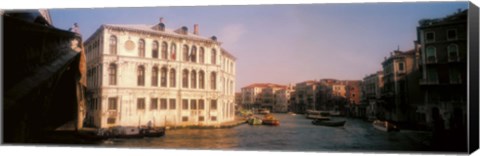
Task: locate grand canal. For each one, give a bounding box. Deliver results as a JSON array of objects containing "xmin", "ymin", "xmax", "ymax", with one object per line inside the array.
[{"xmin": 99, "ymin": 113, "xmax": 433, "ymax": 152}]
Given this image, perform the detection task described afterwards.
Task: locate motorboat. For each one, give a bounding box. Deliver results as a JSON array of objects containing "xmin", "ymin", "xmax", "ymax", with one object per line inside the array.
[
  {"xmin": 312, "ymin": 119, "xmax": 346, "ymax": 127},
  {"xmin": 258, "ymin": 108, "xmax": 270, "ymax": 114},
  {"xmin": 262, "ymin": 114, "xmax": 280, "ymax": 126},
  {"xmin": 248, "ymin": 117, "xmax": 263, "ymax": 125},
  {"xmin": 373, "ymin": 120, "xmax": 399, "ymax": 132}
]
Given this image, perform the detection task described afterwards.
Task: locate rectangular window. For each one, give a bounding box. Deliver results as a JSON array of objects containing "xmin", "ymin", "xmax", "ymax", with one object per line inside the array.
[
  {"xmin": 199, "ymin": 99, "xmax": 205, "ymax": 110},
  {"xmin": 398, "ymin": 62, "xmax": 405, "ymax": 71},
  {"xmin": 199, "ymin": 116, "xmax": 205, "ymax": 121},
  {"xmin": 426, "ymin": 47, "xmax": 436, "ymax": 63},
  {"xmin": 107, "ymin": 118, "xmax": 116, "ymax": 124},
  {"xmin": 182, "ymin": 99, "xmax": 189, "ymax": 110},
  {"xmin": 108, "ymin": 97, "xmax": 117, "ymax": 110},
  {"xmin": 97, "ymin": 98, "xmax": 102, "ymax": 110},
  {"xmin": 160, "ymin": 98, "xmax": 167, "ymax": 110},
  {"xmin": 211, "ymin": 116, "xmax": 217, "ymax": 121},
  {"xmin": 137, "ymin": 98, "xmax": 146, "ymax": 110},
  {"xmin": 425, "ymin": 32, "xmax": 435, "ymax": 42},
  {"xmin": 150, "ymin": 98, "xmax": 158, "ymax": 110},
  {"xmin": 447, "ymin": 29, "xmax": 457, "ymax": 40},
  {"xmin": 427, "ymin": 68, "xmax": 438, "ymax": 83},
  {"xmin": 190, "ymin": 99, "xmax": 197, "ymax": 110},
  {"xmin": 182, "ymin": 116, "xmax": 188, "ymax": 122},
  {"xmin": 169, "ymin": 99, "xmax": 176, "ymax": 110},
  {"xmin": 449, "ymin": 68, "xmax": 462, "ymax": 84},
  {"xmin": 210, "ymin": 100, "xmax": 217, "ymax": 110}
]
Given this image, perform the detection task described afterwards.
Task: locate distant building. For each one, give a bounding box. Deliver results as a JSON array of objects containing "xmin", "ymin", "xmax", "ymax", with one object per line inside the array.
[
  {"xmin": 345, "ymin": 80, "xmax": 363, "ymax": 117},
  {"xmin": 240, "ymin": 83, "xmax": 288, "ymax": 112},
  {"xmin": 84, "ymin": 19, "xmax": 236, "ymax": 128},
  {"xmin": 235, "ymin": 92, "xmax": 242, "ymax": 110},
  {"xmin": 362, "ymin": 71, "xmax": 384, "ymax": 121},
  {"xmin": 381, "ymin": 48, "xmax": 419, "ymax": 123},
  {"xmin": 292, "ymin": 80, "xmax": 319, "ymax": 113},
  {"xmin": 416, "ymin": 9, "xmax": 467, "ymax": 131},
  {"xmin": 273, "ymin": 84, "xmax": 294, "ymax": 112}
]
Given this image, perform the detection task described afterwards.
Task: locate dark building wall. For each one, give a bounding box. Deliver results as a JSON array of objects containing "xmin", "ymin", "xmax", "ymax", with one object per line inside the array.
[{"xmin": 3, "ymin": 14, "xmax": 85, "ymax": 143}]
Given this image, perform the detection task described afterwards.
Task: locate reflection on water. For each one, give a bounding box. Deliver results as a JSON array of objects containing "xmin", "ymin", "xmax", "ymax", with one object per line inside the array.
[{"xmin": 101, "ymin": 114, "xmax": 432, "ymax": 152}]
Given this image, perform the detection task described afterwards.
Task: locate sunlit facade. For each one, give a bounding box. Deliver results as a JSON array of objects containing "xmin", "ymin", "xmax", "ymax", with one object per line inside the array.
[{"xmin": 84, "ymin": 20, "xmax": 236, "ymax": 128}]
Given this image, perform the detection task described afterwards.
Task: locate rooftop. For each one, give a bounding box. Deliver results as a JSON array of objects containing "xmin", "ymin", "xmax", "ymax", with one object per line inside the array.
[
  {"xmin": 242, "ymin": 83, "xmax": 287, "ymax": 89},
  {"xmin": 418, "ymin": 9, "xmax": 467, "ymax": 28}
]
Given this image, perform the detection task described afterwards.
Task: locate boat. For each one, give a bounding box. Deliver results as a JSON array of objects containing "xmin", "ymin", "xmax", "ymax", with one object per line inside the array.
[
  {"xmin": 306, "ymin": 114, "xmax": 331, "ymax": 120},
  {"xmin": 305, "ymin": 110, "xmax": 331, "ymax": 120},
  {"xmin": 287, "ymin": 112, "xmax": 296, "ymax": 116},
  {"xmin": 248, "ymin": 117, "xmax": 263, "ymax": 125},
  {"xmin": 258, "ymin": 108, "xmax": 270, "ymax": 114},
  {"xmin": 328, "ymin": 111, "xmax": 342, "ymax": 117},
  {"xmin": 373, "ymin": 120, "xmax": 399, "ymax": 132},
  {"xmin": 262, "ymin": 114, "xmax": 280, "ymax": 126},
  {"xmin": 80, "ymin": 126, "xmax": 166, "ymax": 139},
  {"xmin": 311, "ymin": 119, "xmax": 346, "ymax": 127}
]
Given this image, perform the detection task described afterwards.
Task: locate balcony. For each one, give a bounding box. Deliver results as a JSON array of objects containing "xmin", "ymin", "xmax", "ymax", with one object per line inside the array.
[
  {"xmin": 107, "ymin": 110, "xmax": 118, "ymax": 117},
  {"xmin": 450, "ymin": 79, "xmax": 462, "ymax": 84},
  {"xmin": 419, "ymin": 79, "xmax": 439, "ymax": 85},
  {"xmin": 425, "ymin": 57, "xmax": 437, "ymax": 64},
  {"xmin": 448, "ymin": 56, "xmax": 461, "ymax": 63}
]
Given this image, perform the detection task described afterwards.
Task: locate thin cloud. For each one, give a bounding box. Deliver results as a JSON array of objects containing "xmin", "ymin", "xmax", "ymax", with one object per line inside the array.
[{"xmin": 218, "ymin": 24, "xmax": 247, "ymax": 48}]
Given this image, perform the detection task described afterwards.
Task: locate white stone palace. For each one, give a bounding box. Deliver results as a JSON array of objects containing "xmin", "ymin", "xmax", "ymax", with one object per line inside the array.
[{"xmin": 84, "ymin": 19, "xmax": 236, "ymax": 128}]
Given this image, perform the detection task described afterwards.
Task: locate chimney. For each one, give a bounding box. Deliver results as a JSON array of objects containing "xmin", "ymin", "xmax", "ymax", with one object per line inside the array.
[
  {"xmin": 156, "ymin": 17, "xmax": 165, "ymax": 31},
  {"xmin": 182, "ymin": 26, "xmax": 188, "ymax": 34},
  {"xmin": 193, "ymin": 24, "xmax": 199, "ymax": 35}
]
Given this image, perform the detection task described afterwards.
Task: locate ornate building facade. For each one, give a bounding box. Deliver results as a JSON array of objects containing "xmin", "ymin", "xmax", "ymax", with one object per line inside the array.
[{"xmin": 84, "ymin": 20, "xmax": 236, "ymax": 128}]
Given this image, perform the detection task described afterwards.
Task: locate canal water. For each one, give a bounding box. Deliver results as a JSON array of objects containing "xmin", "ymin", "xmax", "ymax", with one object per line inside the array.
[{"xmin": 99, "ymin": 113, "xmax": 433, "ymax": 152}]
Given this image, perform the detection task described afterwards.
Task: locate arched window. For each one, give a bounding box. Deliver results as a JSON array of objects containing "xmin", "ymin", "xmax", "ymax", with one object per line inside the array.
[
  {"xmin": 169, "ymin": 69, "xmax": 176, "ymax": 87},
  {"xmin": 151, "ymin": 67, "xmax": 158, "ymax": 86},
  {"xmin": 182, "ymin": 69, "xmax": 189, "ymax": 88},
  {"xmin": 448, "ymin": 44, "xmax": 459, "ymax": 62},
  {"xmin": 191, "ymin": 70, "xmax": 197, "ymax": 89},
  {"xmin": 199, "ymin": 70, "xmax": 205, "ymax": 89},
  {"xmin": 161, "ymin": 42, "xmax": 168, "ymax": 60},
  {"xmin": 230, "ymin": 80, "xmax": 233, "ymax": 95},
  {"xmin": 211, "ymin": 49, "xmax": 217, "ymax": 64},
  {"xmin": 222, "ymin": 77, "xmax": 225, "ymax": 94},
  {"xmin": 426, "ymin": 46, "xmax": 436, "ymax": 63},
  {"xmin": 109, "ymin": 35, "xmax": 117, "ymax": 55},
  {"xmin": 210, "ymin": 72, "xmax": 216, "ymax": 90},
  {"xmin": 199, "ymin": 47, "xmax": 205, "ymax": 64},
  {"xmin": 138, "ymin": 39, "xmax": 145, "ymax": 57},
  {"xmin": 161, "ymin": 67, "xmax": 168, "ymax": 87},
  {"xmin": 191, "ymin": 46, "xmax": 197, "ymax": 63},
  {"xmin": 183, "ymin": 45, "xmax": 189, "ymax": 62},
  {"xmin": 137, "ymin": 66, "xmax": 145, "ymax": 86},
  {"xmin": 152, "ymin": 41, "xmax": 159, "ymax": 58},
  {"xmin": 170, "ymin": 43, "xmax": 177, "ymax": 60},
  {"xmin": 108, "ymin": 63, "xmax": 117, "ymax": 85}
]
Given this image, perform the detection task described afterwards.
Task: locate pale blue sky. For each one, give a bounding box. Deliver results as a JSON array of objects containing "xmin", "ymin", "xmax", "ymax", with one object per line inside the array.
[{"xmin": 50, "ymin": 2, "xmax": 469, "ymax": 92}]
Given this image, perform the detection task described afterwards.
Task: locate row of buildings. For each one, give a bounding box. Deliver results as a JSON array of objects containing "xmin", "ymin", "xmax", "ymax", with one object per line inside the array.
[
  {"xmin": 83, "ymin": 18, "xmax": 237, "ymax": 128},
  {"xmin": 362, "ymin": 9, "xmax": 467, "ymax": 130},
  {"xmin": 239, "ymin": 83, "xmax": 294, "ymax": 113},
  {"xmin": 238, "ymin": 79, "xmax": 362, "ymax": 116},
  {"xmin": 237, "ymin": 10, "xmax": 467, "ymax": 132}
]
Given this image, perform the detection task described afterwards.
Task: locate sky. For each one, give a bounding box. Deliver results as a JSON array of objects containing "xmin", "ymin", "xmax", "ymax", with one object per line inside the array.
[{"xmin": 49, "ymin": 2, "xmax": 469, "ymax": 92}]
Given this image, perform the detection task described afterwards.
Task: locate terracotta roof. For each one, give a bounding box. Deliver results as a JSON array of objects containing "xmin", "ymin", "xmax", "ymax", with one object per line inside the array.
[
  {"xmin": 242, "ymin": 83, "xmax": 286, "ymax": 89},
  {"xmin": 102, "ymin": 24, "xmax": 217, "ymax": 43}
]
